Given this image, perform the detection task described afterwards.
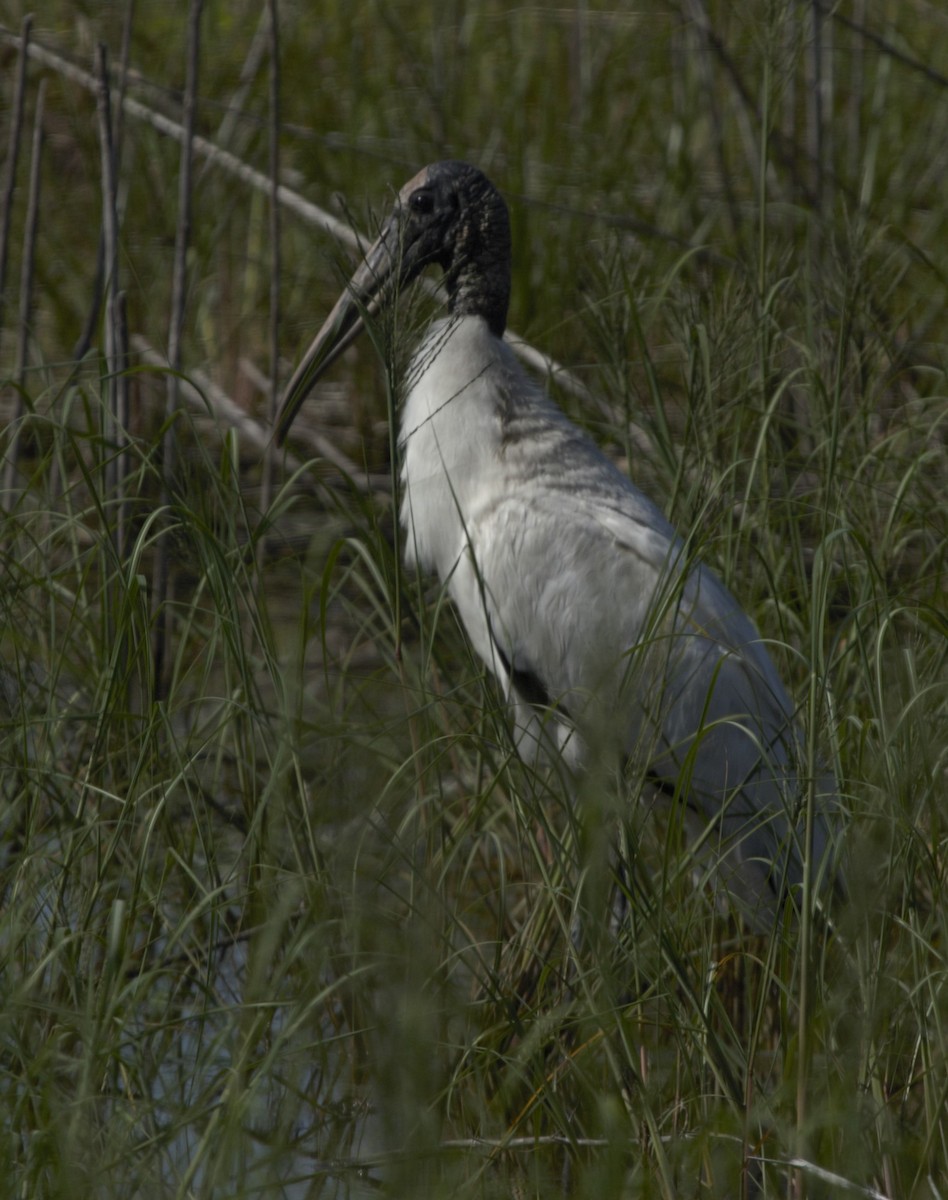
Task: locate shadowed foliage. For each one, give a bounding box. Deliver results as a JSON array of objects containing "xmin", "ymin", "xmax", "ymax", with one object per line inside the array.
[{"xmin": 0, "ymin": 3, "xmax": 945, "ymax": 1197}]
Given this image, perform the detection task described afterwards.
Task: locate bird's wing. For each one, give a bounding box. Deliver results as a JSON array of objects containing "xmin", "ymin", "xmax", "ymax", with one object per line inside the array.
[{"xmin": 458, "ymin": 472, "xmax": 831, "ymax": 897}]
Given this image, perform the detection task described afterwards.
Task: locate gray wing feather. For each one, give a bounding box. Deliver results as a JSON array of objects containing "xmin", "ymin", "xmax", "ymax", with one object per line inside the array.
[{"xmin": 471, "ymin": 393, "xmax": 837, "ymax": 909}]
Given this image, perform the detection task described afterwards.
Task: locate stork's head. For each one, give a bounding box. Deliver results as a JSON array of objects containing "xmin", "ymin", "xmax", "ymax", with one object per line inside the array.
[{"xmin": 276, "ymin": 161, "xmax": 511, "ymax": 445}]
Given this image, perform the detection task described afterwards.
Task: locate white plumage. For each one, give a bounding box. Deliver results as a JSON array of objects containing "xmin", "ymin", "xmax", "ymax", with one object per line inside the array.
[{"xmin": 277, "ymin": 161, "xmax": 841, "ymax": 924}]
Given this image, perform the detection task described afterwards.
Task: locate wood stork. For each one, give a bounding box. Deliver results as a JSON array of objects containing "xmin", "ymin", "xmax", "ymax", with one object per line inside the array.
[{"xmin": 276, "ymin": 160, "xmax": 841, "ymax": 925}]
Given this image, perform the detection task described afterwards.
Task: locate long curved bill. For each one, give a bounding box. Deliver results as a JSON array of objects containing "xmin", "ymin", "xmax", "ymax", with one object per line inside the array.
[
  {"xmin": 274, "ymin": 224, "xmax": 400, "ymax": 445},
  {"xmin": 276, "ymin": 164, "xmax": 440, "ymax": 445}
]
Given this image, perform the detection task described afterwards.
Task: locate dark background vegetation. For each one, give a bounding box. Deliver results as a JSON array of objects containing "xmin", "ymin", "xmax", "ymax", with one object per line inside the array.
[{"xmin": 0, "ymin": 2, "xmax": 945, "ymax": 1197}]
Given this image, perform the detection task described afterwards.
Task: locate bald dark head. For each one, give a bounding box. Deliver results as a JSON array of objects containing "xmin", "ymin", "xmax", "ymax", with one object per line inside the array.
[
  {"xmin": 389, "ymin": 160, "xmax": 512, "ymax": 336},
  {"xmin": 276, "ymin": 162, "xmax": 512, "ymax": 442}
]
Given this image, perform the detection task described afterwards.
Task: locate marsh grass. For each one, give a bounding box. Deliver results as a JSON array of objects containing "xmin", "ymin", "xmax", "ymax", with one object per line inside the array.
[{"xmin": 1, "ymin": 2, "xmax": 946, "ymax": 1197}]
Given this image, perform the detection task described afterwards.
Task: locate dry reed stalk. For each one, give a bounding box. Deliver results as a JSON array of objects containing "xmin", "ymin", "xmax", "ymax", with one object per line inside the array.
[
  {"xmin": 74, "ymin": 0, "xmax": 135, "ymax": 363},
  {"xmin": 95, "ymin": 44, "xmax": 124, "ymax": 553},
  {"xmin": 200, "ymin": 2, "xmax": 270, "ymax": 176},
  {"xmin": 151, "ymin": 0, "xmax": 203, "ymax": 698},
  {"xmin": 2, "ymin": 77, "xmax": 44, "ymax": 508},
  {"xmin": 257, "ymin": 0, "xmax": 282, "ymax": 571},
  {"xmin": 0, "ymin": 28, "xmax": 615, "ymax": 432},
  {"xmin": 0, "ymin": 14, "xmax": 31, "ymax": 344}
]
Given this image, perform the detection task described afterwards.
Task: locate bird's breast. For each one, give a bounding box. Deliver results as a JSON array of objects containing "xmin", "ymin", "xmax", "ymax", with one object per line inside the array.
[{"xmin": 398, "ymin": 316, "xmax": 511, "ymax": 576}]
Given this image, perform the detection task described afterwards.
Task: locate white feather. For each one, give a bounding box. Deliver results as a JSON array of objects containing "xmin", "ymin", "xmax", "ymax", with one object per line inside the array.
[{"xmin": 398, "ymin": 315, "xmax": 834, "ymax": 913}]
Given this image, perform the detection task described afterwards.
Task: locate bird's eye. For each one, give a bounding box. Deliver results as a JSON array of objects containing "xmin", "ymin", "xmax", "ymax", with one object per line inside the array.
[{"xmin": 410, "ymin": 189, "xmax": 435, "ymax": 216}]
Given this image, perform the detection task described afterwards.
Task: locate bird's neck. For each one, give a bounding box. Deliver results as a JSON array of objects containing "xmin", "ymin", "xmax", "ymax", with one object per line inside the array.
[
  {"xmin": 398, "ymin": 316, "xmax": 508, "ymax": 575},
  {"xmin": 442, "ymin": 183, "xmax": 512, "ymax": 338},
  {"xmin": 444, "ymin": 260, "xmax": 510, "ymax": 338}
]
